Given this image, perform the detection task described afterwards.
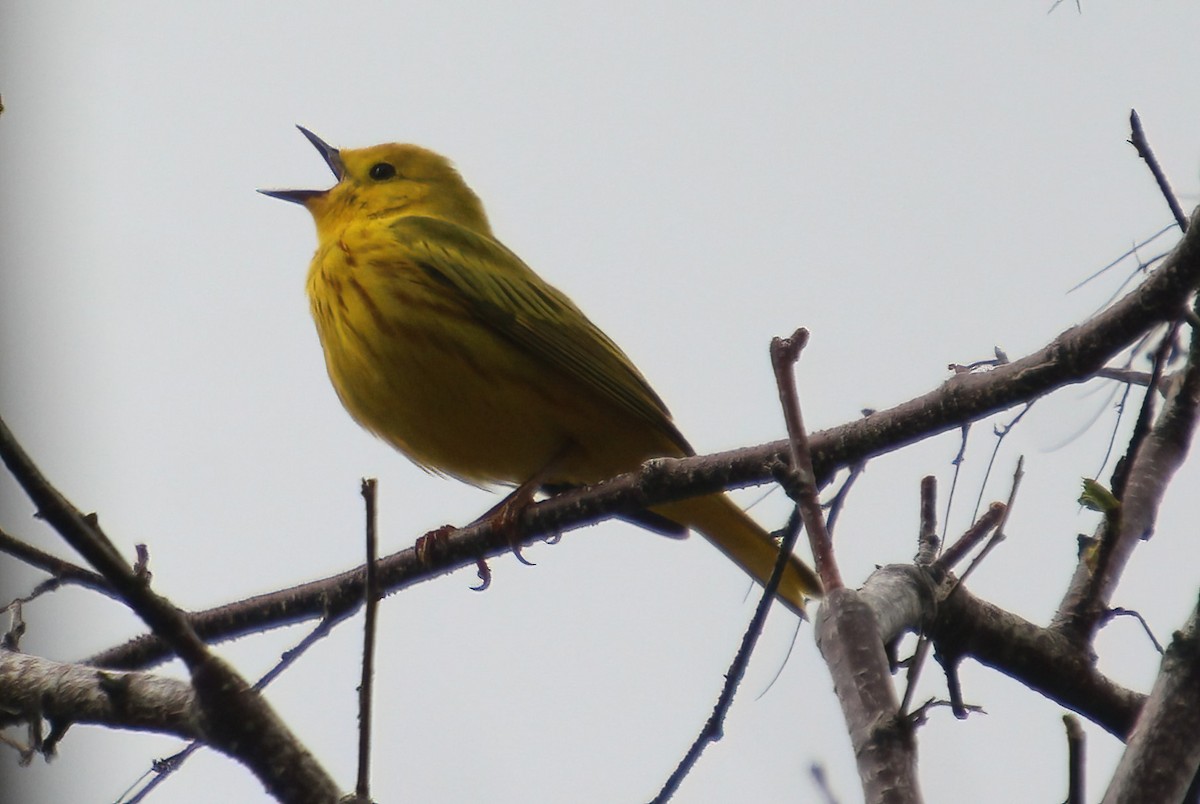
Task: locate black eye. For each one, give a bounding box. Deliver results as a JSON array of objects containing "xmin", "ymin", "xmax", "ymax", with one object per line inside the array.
[{"xmin": 369, "ymin": 162, "xmax": 396, "ymax": 180}]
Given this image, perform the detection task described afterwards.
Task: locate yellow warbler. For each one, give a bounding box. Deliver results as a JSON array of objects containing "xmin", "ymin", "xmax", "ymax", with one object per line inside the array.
[{"xmin": 263, "ymin": 128, "xmax": 821, "ymax": 615}]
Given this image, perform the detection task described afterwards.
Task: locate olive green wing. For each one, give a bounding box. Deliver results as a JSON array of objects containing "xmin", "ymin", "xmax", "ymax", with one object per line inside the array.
[{"xmin": 390, "ymin": 215, "xmax": 692, "ymax": 456}]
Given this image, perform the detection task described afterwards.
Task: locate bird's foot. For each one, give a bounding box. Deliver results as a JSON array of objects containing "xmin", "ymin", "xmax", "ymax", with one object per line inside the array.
[{"xmin": 414, "ymin": 524, "xmax": 455, "ymax": 567}]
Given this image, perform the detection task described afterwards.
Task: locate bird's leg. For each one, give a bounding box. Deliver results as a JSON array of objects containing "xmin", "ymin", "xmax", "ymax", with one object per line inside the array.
[
  {"xmin": 474, "ymin": 476, "xmax": 544, "ymax": 566},
  {"xmin": 474, "ymin": 447, "xmax": 576, "ymax": 565},
  {"xmin": 417, "ymin": 450, "xmax": 571, "ymax": 578},
  {"xmin": 414, "ymin": 468, "xmax": 552, "ymax": 572}
]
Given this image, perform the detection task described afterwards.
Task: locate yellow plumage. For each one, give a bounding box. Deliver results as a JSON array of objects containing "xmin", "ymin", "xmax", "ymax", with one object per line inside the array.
[{"xmin": 263, "ymin": 128, "xmax": 821, "ymax": 615}]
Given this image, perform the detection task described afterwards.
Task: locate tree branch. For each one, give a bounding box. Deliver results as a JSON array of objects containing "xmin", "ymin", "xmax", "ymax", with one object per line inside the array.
[
  {"xmin": 76, "ymin": 205, "xmax": 1200, "ymax": 673},
  {"xmin": 932, "ymin": 583, "xmax": 1143, "ymax": 739},
  {"xmin": 767, "ymin": 329, "xmax": 923, "ymax": 803},
  {"xmin": 1102, "ymin": 597, "xmax": 1200, "ymax": 803},
  {"xmin": 0, "ymin": 649, "xmax": 201, "ymax": 741},
  {"xmin": 1054, "ymin": 297, "xmax": 1200, "ymax": 640},
  {"xmin": 0, "ymin": 416, "xmax": 342, "ymax": 803}
]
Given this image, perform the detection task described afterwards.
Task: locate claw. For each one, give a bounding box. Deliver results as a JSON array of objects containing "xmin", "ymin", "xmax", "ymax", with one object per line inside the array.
[
  {"xmin": 495, "ymin": 491, "xmax": 537, "ymax": 565},
  {"xmin": 476, "ymin": 480, "xmax": 542, "ymax": 565},
  {"xmin": 471, "ymin": 558, "xmax": 492, "ymax": 591}
]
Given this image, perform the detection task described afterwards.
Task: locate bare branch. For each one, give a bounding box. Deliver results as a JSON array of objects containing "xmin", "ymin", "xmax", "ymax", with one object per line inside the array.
[
  {"xmin": 126, "ymin": 613, "xmax": 346, "ymax": 799},
  {"xmin": 934, "ymin": 502, "xmax": 1006, "ymax": 575},
  {"xmin": 817, "ymin": 587, "xmax": 923, "ymax": 803},
  {"xmin": 1064, "ymin": 714, "xmax": 1086, "ymax": 804},
  {"xmin": 932, "ymin": 583, "xmax": 1143, "ymax": 739},
  {"xmin": 824, "ymin": 458, "xmax": 866, "ymax": 537},
  {"xmin": 0, "ymin": 649, "xmax": 200, "ymax": 741},
  {"xmin": 652, "ymin": 331, "xmax": 813, "ymax": 802},
  {"xmin": 771, "ymin": 328, "xmax": 840, "ymax": 591},
  {"xmin": 1054, "ymin": 302, "xmax": 1200, "ymax": 640},
  {"xmin": 70, "ymin": 208, "xmax": 1200, "ymax": 686},
  {"xmin": 763, "ymin": 330, "xmax": 923, "ymax": 802},
  {"xmin": 916, "ymin": 476, "xmax": 938, "ymax": 565},
  {"xmin": 0, "ymin": 527, "xmax": 115, "ymax": 600},
  {"xmin": 953, "ymin": 457, "xmax": 1023, "ymax": 590},
  {"xmin": 1102, "ymin": 598, "xmax": 1200, "ymax": 803},
  {"xmin": 355, "ymin": 478, "xmax": 380, "ymax": 804},
  {"xmin": 1128, "ymin": 110, "xmax": 1188, "ymax": 232},
  {"xmin": 0, "ymin": 416, "xmax": 342, "ymax": 803}
]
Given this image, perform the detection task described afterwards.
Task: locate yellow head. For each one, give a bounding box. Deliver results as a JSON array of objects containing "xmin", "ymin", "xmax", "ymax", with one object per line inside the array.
[{"xmin": 261, "ymin": 127, "xmax": 493, "ymax": 238}]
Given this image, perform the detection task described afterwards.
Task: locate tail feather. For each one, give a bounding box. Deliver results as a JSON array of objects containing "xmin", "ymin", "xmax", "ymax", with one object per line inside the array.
[{"xmin": 654, "ymin": 494, "xmax": 822, "ymax": 617}]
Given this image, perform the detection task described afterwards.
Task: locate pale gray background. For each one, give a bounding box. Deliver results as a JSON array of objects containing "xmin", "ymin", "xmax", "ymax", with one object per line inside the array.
[{"xmin": 2, "ymin": 3, "xmax": 1198, "ymax": 802}]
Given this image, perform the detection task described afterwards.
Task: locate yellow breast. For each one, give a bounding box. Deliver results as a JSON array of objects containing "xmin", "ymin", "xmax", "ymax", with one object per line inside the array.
[{"xmin": 306, "ymin": 218, "xmax": 670, "ymax": 485}]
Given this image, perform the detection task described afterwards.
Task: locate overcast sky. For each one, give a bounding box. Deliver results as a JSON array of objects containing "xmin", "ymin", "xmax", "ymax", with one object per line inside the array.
[{"xmin": 3, "ymin": 3, "xmax": 1199, "ymax": 802}]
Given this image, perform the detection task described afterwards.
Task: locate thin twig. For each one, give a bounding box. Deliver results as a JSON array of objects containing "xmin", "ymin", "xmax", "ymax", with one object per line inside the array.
[
  {"xmin": 941, "ymin": 655, "xmax": 968, "ymax": 719},
  {"xmin": 123, "ymin": 745, "xmax": 202, "ymax": 803},
  {"xmin": 916, "ymin": 476, "xmax": 938, "ymax": 564},
  {"xmin": 1046, "ymin": 0, "xmax": 1082, "ymax": 16},
  {"xmin": 356, "ymin": 478, "xmax": 380, "ymax": 803},
  {"xmin": 776, "ymin": 332, "xmax": 922, "ymax": 797},
  {"xmin": 118, "ymin": 597, "xmax": 348, "ymax": 801},
  {"xmin": 909, "ymin": 696, "xmax": 985, "ymax": 722},
  {"xmin": 901, "ymin": 478, "xmax": 938, "ymax": 716},
  {"xmin": 118, "ymin": 603, "xmax": 345, "ymax": 801},
  {"xmin": 1095, "ymin": 379, "xmax": 1136, "ymax": 481},
  {"xmin": 972, "ymin": 403, "xmax": 1032, "ymax": 523},
  {"xmin": 1089, "ymin": 253, "xmax": 1171, "ymax": 319},
  {"xmin": 1068, "ymin": 224, "xmax": 1178, "ymax": 293},
  {"xmin": 1063, "ymin": 714, "xmax": 1086, "ymax": 804},
  {"xmin": 824, "ymin": 460, "xmax": 865, "ymax": 537},
  {"xmin": 809, "ymin": 762, "xmax": 841, "ymax": 804},
  {"xmin": 652, "ymin": 333, "xmax": 820, "ymax": 801},
  {"xmin": 0, "ymin": 415, "xmax": 341, "ymax": 802},
  {"xmin": 0, "ymin": 527, "xmax": 116, "ymax": 600},
  {"xmin": 934, "ymin": 502, "xmax": 1007, "ymax": 575},
  {"xmin": 1112, "ymin": 323, "xmax": 1178, "ymax": 499},
  {"xmin": 901, "ymin": 476, "xmax": 995, "ymax": 719},
  {"xmin": 1104, "ymin": 607, "xmax": 1165, "ymax": 655},
  {"xmin": 899, "ymin": 636, "xmax": 931, "ymax": 718},
  {"xmin": 941, "ymin": 424, "xmax": 970, "ymax": 545},
  {"xmin": 1129, "ymin": 109, "xmax": 1188, "ymax": 232},
  {"xmin": 954, "ymin": 457, "xmax": 1024, "ymax": 590},
  {"xmin": 652, "ymin": 510, "xmax": 801, "ymax": 802},
  {"xmin": 1096, "ymin": 367, "xmax": 1155, "ymax": 388},
  {"xmin": 770, "ymin": 328, "xmax": 840, "ymax": 591},
  {"xmin": 927, "ymin": 461, "xmax": 1025, "ymax": 723},
  {"xmin": 902, "ymin": 475, "xmax": 940, "ymax": 715}
]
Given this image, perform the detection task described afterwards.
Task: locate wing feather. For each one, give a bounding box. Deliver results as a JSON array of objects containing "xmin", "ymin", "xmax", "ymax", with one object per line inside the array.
[{"xmin": 390, "ymin": 216, "xmax": 692, "ymax": 455}]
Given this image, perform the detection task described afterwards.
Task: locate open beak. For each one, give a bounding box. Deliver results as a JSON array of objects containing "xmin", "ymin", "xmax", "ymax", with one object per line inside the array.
[{"xmin": 258, "ymin": 126, "xmax": 343, "ymax": 205}]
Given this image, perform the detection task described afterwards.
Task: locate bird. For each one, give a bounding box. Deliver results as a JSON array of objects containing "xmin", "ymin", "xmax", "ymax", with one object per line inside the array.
[{"xmin": 261, "ymin": 127, "xmax": 822, "ymax": 615}]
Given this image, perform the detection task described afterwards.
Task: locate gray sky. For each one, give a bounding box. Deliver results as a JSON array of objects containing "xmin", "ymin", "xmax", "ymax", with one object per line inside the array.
[{"xmin": 2, "ymin": 3, "xmax": 1199, "ymax": 802}]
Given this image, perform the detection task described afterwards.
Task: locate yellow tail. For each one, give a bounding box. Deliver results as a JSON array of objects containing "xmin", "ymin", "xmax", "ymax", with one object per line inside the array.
[{"xmin": 654, "ymin": 494, "xmax": 822, "ymax": 617}]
